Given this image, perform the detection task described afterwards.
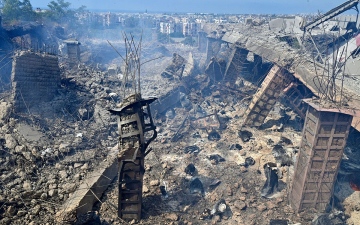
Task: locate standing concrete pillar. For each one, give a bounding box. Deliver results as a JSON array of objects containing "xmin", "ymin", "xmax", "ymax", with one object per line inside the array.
[
  {"xmin": 223, "ymin": 47, "xmax": 249, "ymax": 84},
  {"xmin": 64, "ymin": 39, "xmax": 81, "ymax": 68},
  {"xmin": 198, "ymin": 31, "xmax": 207, "ymax": 53},
  {"xmin": 206, "ymin": 37, "xmax": 222, "ymax": 64},
  {"xmin": 243, "ymin": 64, "xmax": 290, "ymax": 127},
  {"xmin": 290, "ymin": 100, "xmax": 353, "ymax": 213}
]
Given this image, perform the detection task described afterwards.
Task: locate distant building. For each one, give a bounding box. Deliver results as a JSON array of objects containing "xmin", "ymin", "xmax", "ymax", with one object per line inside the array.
[
  {"xmin": 104, "ymin": 12, "xmax": 118, "ymax": 27},
  {"xmin": 160, "ymin": 22, "xmax": 174, "ymax": 34},
  {"xmin": 183, "ymin": 22, "xmax": 198, "ymax": 36}
]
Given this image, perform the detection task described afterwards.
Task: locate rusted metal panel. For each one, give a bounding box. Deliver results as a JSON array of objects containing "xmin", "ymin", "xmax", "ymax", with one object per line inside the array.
[
  {"xmin": 243, "ymin": 64, "xmax": 291, "ymax": 127},
  {"xmin": 290, "ymin": 102, "xmax": 353, "ymax": 213}
]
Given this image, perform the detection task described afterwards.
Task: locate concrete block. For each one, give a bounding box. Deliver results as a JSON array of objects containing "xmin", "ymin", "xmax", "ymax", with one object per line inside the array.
[{"xmin": 55, "ymin": 146, "xmax": 118, "ymax": 222}]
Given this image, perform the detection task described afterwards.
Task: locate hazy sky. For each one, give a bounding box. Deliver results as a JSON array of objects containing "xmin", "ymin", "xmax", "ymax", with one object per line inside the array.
[{"xmin": 30, "ymin": 0, "xmax": 357, "ymax": 14}]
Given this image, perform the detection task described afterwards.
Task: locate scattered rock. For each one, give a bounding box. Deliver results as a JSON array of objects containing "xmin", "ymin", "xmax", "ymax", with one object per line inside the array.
[
  {"xmin": 58, "ymin": 143, "xmax": 70, "ymax": 153},
  {"xmin": 230, "ymin": 143, "xmax": 242, "ymax": 150},
  {"xmin": 73, "ymin": 163, "xmax": 83, "ymax": 169},
  {"xmin": 80, "ymin": 163, "xmax": 89, "ymax": 170},
  {"xmin": 234, "ymin": 200, "xmax": 247, "ymax": 210},
  {"xmin": 165, "ymin": 213, "xmax": 179, "ymax": 221},
  {"xmin": 14, "ymin": 145, "xmax": 26, "ymax": 153},
  {"xmin": 23, "ymin": 180, "xmax": 32, "ymax": 190},
  {"xmin": 6, "ymin": 205, "xmax": 17, "ymax": 217},
  {"xmin": 184, "ymin": 145, "xmax": 200, "ymax": 155},
  {"xmin": 48, "ymin": 189, "xmax": 57, "ymax": 197},
  {"xmin": 59, "ymin": 170, "xmax": 68, "ymax": 179},
  {"xmin": 238, "ymin": 130, "xmax": 253, "ymax": 142},
  {"xmin": 5, "ymin": 134, "xmax": 17, "ymax": 149},
  {"xmin": 185, "ymin": 163, "xmax": 196, "ymax": 176},
  {"xmin": 225, "ymin": 186, "xmax": 233, "ymax": 196},
  {"xmin": 40, "ymin": 192, "xmax": 48, "ymax": 200},
  {"xmin": 62, "ymin": 183, "xmax": 76, "ymax": 193},
  {"xmin": 208, "ymin": 154, "xmax": 225, "ymax": 164},
  {"xmin": 243, "ymin": 157, "xmax": 255, "ymax": 167},
  {"xmin": 189, "ymin": 177, "xmax": 204, "ymax": 195},
  {"xmin": 150, "ymin": 180, "xmax": 160, "ymax": 186},
  {"xmin": 240, "ymin": 186, "xmax": 248, "ymax": 193},
  {"xmin": 257, "ymin": 203, "xmax": 267, "ymax": 212},
  {"xmin": 17, "ymin": 210, "xmax": 27, "ymax": 216},
  {"xmin": 143, "ymin": 186, "xmax": 149, "ymax": 193},
  {"xmin": 208, "ymin": 130, "xmax": 221, "ymax": 141}
]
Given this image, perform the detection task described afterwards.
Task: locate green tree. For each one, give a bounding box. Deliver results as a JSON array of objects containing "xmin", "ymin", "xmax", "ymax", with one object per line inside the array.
[
  {"xmin": 45, "ymin": 0, "xmax": 72, "ymax": 22},
  {"xmin": 76, "ymin": 5, "xmax": 88, "ymax": 13},
  {"xmin": 2, "ymin": 0, "xmax": 36, "ymax": 23},
  {"xmin": 21, "ymin": 0, "xmax": 36, "ymax": 20}
]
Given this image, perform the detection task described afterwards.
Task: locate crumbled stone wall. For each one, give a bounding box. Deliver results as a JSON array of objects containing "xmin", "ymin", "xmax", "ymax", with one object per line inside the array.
[{"xmin": 11, "ymin": 51, "xmax": 60, "ymax": 113}]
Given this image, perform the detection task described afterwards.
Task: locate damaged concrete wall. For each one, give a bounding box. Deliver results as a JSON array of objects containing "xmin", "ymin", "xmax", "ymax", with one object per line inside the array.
[
  {"xmin": 206, "ymin": 38, "xmax": 222, "ymax": 64},
  {"xmin": 150, "ymin": 86, "xmax": 186, "ymax": 117},
  {"xmin": 11, "ymin": 51, "xmax": 61, "ymax": 113},
  {"xmin": 198, "ymin": 31, "xmax": 207, "ymax": 53},
  {"xmin": 223, "ymin": 47, "xmax": 249, "ymax": 85}
]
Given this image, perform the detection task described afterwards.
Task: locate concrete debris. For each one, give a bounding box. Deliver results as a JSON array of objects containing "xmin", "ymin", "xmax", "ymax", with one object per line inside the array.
[
  {"xmin": 1, "ymin": 11, "xmax": 360, "ymax": 225},
  {"xmin": 238, "ymin": 129, "xmax": 253, "ymax": 142},
  {"xmin": 207, "ymin": 129, "xmax": 221, "ymax": 141},
  {"xmin": 184, "ymin": 145, "xmax": 201, "ymax": 155},
  {"xmin": 184, "ymin": 163, "xmax": 196, "ymax": 176},
  {"xmin": 189, "ymin": 177, "xmax": 205, "ymax": 195},
  {"xmin": 161, "ymin": 53, "xmax": 186, "ymax": 79},
  {"xmin": 261, "ymin": 162, "xmax": 280, "ymax": 198}
]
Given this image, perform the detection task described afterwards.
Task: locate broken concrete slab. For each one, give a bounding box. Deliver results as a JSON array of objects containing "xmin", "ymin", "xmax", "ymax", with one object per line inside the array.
[{"xmin": 55, "ymin": 146, "xmax": 118, "ymax": 223}]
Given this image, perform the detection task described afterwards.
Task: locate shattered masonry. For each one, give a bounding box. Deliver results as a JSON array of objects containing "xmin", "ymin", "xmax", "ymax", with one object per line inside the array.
[
  {"xmin": 243, "ymin": 65, "xmax": 291, "ymax": 127},
  {"xmin": 11, "ymin": 51, "xmax": 60, "ymax": 113}
]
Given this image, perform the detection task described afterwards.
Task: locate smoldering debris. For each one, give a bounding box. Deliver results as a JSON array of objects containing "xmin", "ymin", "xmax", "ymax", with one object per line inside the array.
[
  {"xmin": 208, "ymin": 154, "xmax": 225, "ymax": 164},
  {"xmin": 207, "ymin": 129, "xmax": 221, "ymax": 141},
  {"xmin": 272, "ymin": 144, "xmax": 293, "ymax": 166},
  {"xmin": 189, "ymin": 177, "xmax": 205, "ymax": 195},
  {"xmin": 184, "ymin": 145, "xmax": 201, "ymax": 155},
  {"xmin": 261, "ymin": 162, "xmax": 279, "ymax": 198},
  {"xmin": 238, "ymin": 129, "xmax": 253, "ymax": 142},
  {"xmin": 184, "ymin": 163, "xmax": 196, "ymax": 176},
  {"xmin": 3, "ymin": 11, "xmax": 360, "ymax": 225}
]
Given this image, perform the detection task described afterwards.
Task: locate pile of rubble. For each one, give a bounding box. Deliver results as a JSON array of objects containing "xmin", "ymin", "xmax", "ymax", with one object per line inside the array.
[{"xmin": 1, "ymin": 21, "xmax": 360, "ymax": 225}]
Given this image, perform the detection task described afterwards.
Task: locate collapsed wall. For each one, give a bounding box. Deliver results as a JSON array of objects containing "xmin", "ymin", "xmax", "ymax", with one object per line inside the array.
[{"xmin": 11, "ymin": 51, "xmax": 60, "ymax": 113}]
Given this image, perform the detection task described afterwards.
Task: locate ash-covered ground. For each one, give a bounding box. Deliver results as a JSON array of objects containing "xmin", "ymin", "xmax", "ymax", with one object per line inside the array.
[{"xmin": 0, "ymin": 22, "xmax": 360, "ymax": 225}]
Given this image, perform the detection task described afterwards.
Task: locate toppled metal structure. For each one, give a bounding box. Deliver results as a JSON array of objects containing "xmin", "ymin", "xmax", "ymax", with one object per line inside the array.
[
  {"xmin": 290, "ymin": 100, "xmax": 354, "ymax": 212},
  {"xmin": 202, "ymin": 0, "xmax": 360, "ymax": 217},
  {"xmin": 110, "ymin": 94, "xmax": 157, "ymax": 220}
]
